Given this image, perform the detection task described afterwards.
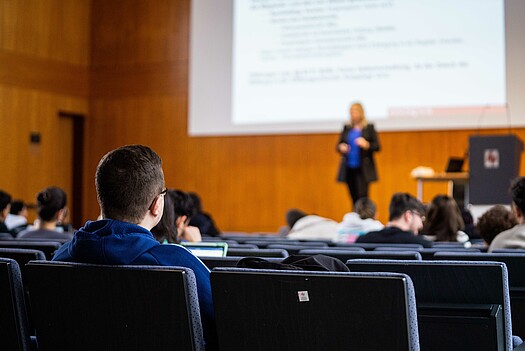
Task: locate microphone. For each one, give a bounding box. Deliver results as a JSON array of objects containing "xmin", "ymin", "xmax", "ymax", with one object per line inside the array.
[
  {"xmin": 506, "ymin": 102, "xmax": 512, "ymax": 135},
  {"xmin": 476, "ymin": 104, "xmax": 491, "ymax": 134}
]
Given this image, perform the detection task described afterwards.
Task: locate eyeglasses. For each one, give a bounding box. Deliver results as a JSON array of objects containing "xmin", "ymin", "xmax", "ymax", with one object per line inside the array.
[
  {"xmin": 150, "ymin": 188, "xmax": 167, "ymax": 208},
  {"xmin": 410, "ymin": 210, "xmax": 426, "ymax": 222}
]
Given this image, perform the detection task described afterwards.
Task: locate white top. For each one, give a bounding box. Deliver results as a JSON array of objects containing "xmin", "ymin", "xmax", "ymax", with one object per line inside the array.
[
  {"xmin": 423, "ymin": 230, "xmax": 471, "ymax": 246},
  {"xmin": 5, "ymin": 214, "xmax": 27, "ymax": 230},
  {"xmin": 488, "ymin": 223, "xmax": 525, "ymax": 252},
  {"xmin": 287, "ymin": 215, "xmax": 339, "ymax": 242},
  {"xmin": 336, "ymin": 212, "xmax": 384, "ymax": 242}
]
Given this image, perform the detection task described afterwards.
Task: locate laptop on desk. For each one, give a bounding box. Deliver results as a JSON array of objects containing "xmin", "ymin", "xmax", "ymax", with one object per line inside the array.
[
  {"xmin": 181, "ymin": 242, "xmax": 228, "ymax": 257},
  {"xmin": 445, "ymin": 157, "xmax": 464, "ymax": 173}
]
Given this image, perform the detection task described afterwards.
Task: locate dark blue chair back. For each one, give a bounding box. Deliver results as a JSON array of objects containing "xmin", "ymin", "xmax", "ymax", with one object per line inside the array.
[
  {"xmin": 202, "ymin": 256, "xmax": 283, "ymax": 269},
  {"xmin": 0, "ymin": 241, "xmax": 61, "ymax": 260},
  {"xmin": 434, "ymin": 252, "xmax": 525, "ymax": 338},
  {"xmin": 347, "ymin": 259, "xmax": 512, "ymax": 351},
  {"xmin": 26, "ymin": 261, "xmax": 205, "ymax": 351},
  {"xmin": 227, "ymin": 248, "xmax": 289, "ymax": 258},
  {"xmin": 212, "ymin": 268, "xmax": 420, "ymax": 351},
  {"xmin": 0, "ymin": 258, "xmax": 31, "ymax": 351}
]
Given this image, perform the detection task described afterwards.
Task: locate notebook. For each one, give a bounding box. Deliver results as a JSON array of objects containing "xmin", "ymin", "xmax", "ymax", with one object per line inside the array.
[{"xmin": 181, "ymin": 242, "xmax": 228, "ymax": 257}]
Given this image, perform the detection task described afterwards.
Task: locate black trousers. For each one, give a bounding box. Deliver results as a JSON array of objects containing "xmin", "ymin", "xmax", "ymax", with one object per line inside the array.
[{"xmin": 345, "ymin": 167, "xmax": 368, "ymax": 207}]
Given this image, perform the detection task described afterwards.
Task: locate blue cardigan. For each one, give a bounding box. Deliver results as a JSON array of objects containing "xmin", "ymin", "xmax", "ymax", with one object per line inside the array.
[{"xmin": 53, "ymin": 219, "xmax": 217, "ymax": 349}]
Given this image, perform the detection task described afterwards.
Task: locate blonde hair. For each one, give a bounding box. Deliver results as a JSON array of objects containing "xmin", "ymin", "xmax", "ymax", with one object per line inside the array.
[{"xmin": 350, "ymin": 102, "xmax": 368, "ymax": 127}]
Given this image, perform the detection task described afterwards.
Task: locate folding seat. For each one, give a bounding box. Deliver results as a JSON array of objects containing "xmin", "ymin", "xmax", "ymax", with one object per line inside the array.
[
  {"xmin": 201, "ymin": 256, "xmax": 282, "ymax": 269},
  {"xmin": 347, "ymin": 259, "xmax": 516, "ymax": 350},
  {"xmin": 0, "ymin": 241, "xmax": 61, "ymax": 260},
  {"xmin": 0, "ymin": 258, "xmax": 31, "ymax": 351},
  {"xmin": 226, "ymin": 248, "xmax": 289, "ymax": 258},
  {"xmin": 26, "ymin": 261, "xmax": 205, "ymax": 351},
  {"xmin": 434, "ymin": 252, "xmax": 525, "ymax": 338},
  {"xmin": 299, "ymin": 248, "xmax": 422, "ymax": 261},
  {"xmin": 336, "ymin": 242, "xmax": 424, "ymax": 251},
  {"xmin": 212, "ymin": 267, "xmax": 420, "ymax": 350}
]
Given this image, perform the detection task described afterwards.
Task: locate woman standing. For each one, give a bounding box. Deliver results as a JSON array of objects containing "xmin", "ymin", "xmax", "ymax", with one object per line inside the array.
[{"xmin": 337, "ymin": 102, "xmax": 380, "ymax": 206}]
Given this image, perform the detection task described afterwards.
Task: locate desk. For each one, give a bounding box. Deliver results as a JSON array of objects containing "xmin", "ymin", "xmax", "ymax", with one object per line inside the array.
[{"xmin": 414, "ymin": 172, "xmax": 469, "ymax": 204}]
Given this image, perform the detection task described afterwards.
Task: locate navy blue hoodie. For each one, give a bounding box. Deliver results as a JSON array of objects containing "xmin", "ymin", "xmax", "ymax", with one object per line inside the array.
[{"xmin": 53, "ymin": 219, "xmax": 217, "ymax": 349}]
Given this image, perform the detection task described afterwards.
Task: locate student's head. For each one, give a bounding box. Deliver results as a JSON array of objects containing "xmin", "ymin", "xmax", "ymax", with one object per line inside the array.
[
  {"xmin": 477, "ymin": 205, "xmax": 517, "ymax": 245},
  {"xmin": 355, "ymin": 197, "xmax": 376, "ymax": 219},
  {"xmin": 188, "ymin": 192, "xmax": 203, "ymax": 213},
  {"xmin": 170, "ymin": 189, "xmax": 196, "ymax": 235},
  {"xmin": 388, "ymin": 193, "xmax": 425, "ymax": 234},
  {"xmin": 422, "ymin": 195, "xmax": 464, "ymax": 242},
  {"xmin": 286, "ymin": 209, "xmax": 307, "ymax": 229},
  {"xmin": 350, "ymin": 102, "xmax": 367, "ymax": 126},
  {"xmin": 10, "ymin": 200, "xmax": 27, "ymax": 217},
  {"xmin": 151, "ymin": 189, "xmax": 178, "ymax": 244},
  {"xmin": 0, "ymin": 190, "xmax": 12, "ymax": 220},
  {"xmin": 37, "ymin": 187, "xmax": 68, "ymax": 222},
  {"xmin": 510, "ymin": 177, "xmax": 525, "ymax": 221},
  {"xmin": 96, "ymin": 145, "xmax": 165, "ymax": 226}
]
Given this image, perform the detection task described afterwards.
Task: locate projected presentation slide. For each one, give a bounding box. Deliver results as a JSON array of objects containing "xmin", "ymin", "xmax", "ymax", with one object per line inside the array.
[
  {"xmin": 232, "ymin": 0, "xmax": 505, "ymax": 125},
  {"xmin": 190, "ymin": 0, "xmax": 524, "ymax": 135}
]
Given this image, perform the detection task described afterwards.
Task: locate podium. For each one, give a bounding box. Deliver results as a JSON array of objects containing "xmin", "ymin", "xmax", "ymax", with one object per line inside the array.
[{"xmin": 469, "ymin": 135, "xmax": 523, "ymax": 205}]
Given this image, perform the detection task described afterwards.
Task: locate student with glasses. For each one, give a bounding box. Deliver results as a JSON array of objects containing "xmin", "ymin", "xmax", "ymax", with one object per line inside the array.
[
  {"xmin": 53, "ymin": 145, "xmax": 218, "ymax": 350},
  {"xmin": 356, "ymin": 192, "xmax": 432, "ymax": 247}
]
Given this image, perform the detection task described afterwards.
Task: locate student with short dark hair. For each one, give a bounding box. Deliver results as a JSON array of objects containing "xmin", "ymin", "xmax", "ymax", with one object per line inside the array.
[
  {"xmin": 0, "ymin": 190, "xmax": 12, "ymax": 233},
  {"xmin": 356, "ymin": 192, "xmax": 432, "ymax": 247},
  {"xmin": 6, "ymin": 200, "xmax": 28, "ymax": 233},
  {"xmin": 489, "ymin": 177, "xmax": 525, "ymax": 252},
  {"xmin": 53, "ymin": 145, "xmax": 218, "ymax": 349},
  {"xmin": 17, "ymin": 187, "xmax": 72, "ymax": 240},
  {"xmin": 168, "ymin": 189, "xmax": 201, "ymax": 242}
]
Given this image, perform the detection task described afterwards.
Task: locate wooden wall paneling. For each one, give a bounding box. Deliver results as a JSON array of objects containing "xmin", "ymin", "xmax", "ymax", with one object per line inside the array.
[
  {"xmin": 0, "ymin": 0, "xmax": 91, "ymax": 65},
  {"xmin": 0, "ymin": 86, "xmax": 88, "ymax": 222},
  {"xmin": 0, "ymin": 50, "xmax": 89, "ymax": 97},
  {"xmin": 90, "ymin": 0, "xmax": 189, "ymax": 66}
]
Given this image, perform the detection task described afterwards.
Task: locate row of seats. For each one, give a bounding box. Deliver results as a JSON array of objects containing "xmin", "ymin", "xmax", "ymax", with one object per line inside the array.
[
  {"xmin": 3, "ymin": 255, "xmax": 525, "ymax": 350},
  {"xmin": 1, "ymin": 249, "xmax": 525, "ymax": 350}
]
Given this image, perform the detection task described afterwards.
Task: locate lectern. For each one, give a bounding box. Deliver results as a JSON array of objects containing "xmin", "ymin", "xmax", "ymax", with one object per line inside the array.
[{"xmin": 469, "ymin": 134, "xmax": 523, "ymax": 204}]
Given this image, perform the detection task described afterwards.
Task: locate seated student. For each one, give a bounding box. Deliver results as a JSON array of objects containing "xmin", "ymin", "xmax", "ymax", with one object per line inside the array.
[
  {"xmin": 461, "ymin": 207, "xmax": 481, "ymax": 240},
  {"xmin": 171, "ymin": 190, "xmax": 202, "ymax": 243},
  {"xmin": 356, "ymin": 192, "xmax": 432, "ymax": 247},
  {"xmin": 151, "ymin": 188, "xmax": 178, "ymax": 244},
  {"xmin": 477, "ymin": 205, "xmax": 517, "ymax": 246},
  {"xmin": 5, "ymin": 200, "xmax": 28, "ymax": 235},
  {"xmin": 17, "ymin": 187, "xmax": 73, "ymax": 240},
  {"xmin": 52, "ymin": 145, "xmax": 218, "ymax": 349},
  {"xmin": 422, "ymin": 194, "xmax": 469, "ymax": 244},
  {"xmin": 286, "ymin": 208, "xmax": 339, "ymax": 242},
  {"xmin": 336, "ymin": 197, "xmax": 384, "ymax": 243},
  {"xmin": 188, "ymin": 192, "xmax": 221, "ymax": 236},
  {"xmin": 489, "ymin": 177, "xmax": 525, "ymax": 252},
  {"xmin": 0, "ymin": 190, "xmax": 11, "ymax": 234}
]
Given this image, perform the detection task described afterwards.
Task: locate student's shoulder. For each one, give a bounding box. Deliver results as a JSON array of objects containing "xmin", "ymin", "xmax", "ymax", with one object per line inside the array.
[
  {"xmin": 149, "ymin": 244, "xmax": 208, "ymax": 266},
  {"xmin": 149, "ymin": 243, "xmax": 192, "ymax": 256}
]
